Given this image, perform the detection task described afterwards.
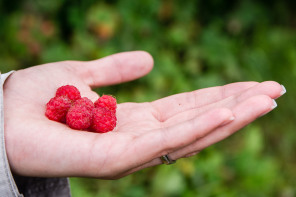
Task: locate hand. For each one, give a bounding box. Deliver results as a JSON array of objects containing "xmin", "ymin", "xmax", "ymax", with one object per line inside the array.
[{"xmin": 3, "ymin": 51, "xmax": 284, "ymax": 179}]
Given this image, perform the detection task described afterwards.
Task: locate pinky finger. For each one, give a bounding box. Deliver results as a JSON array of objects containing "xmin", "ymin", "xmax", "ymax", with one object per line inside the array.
[{"xmin": 117, "ymin": 108, "xmax": 235, "ymax": 177}]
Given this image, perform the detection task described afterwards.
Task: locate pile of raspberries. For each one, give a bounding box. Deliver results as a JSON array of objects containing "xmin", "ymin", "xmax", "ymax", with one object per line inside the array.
[{"xmin": 45, "ymin": 85, "xmax": 117, "ymax": 133}]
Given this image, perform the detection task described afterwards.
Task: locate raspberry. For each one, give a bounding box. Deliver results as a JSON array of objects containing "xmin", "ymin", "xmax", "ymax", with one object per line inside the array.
[
  {"xmin": 45, "ymin": 96, "xmax": 72, "ymax": 123},
  {"xmin": 94, "ymin": 95, "xmax": 117, "ymax": 113},
  {"xmin": 92, "ymin": 107, "xmax": 117, "ymax": 133},
  {"xmin": 66, "ymin": 104, "xmax": 93, "ymax": 130},
  {"xmin": 56, "ymin": 85, "xmax": 81, "ymax": 101},
  {"xmin": 73, "ymin": 97, "xmax": 94, "ymax": 110},
  {"xmin": 46, "ymin": 85, "xmax": 118, "ymax": 133}
]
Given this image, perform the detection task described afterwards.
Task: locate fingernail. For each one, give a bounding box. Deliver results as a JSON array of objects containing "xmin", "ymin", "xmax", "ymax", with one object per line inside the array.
[
  {"xmin": 280, "ymin": 85, "xmax": 286, "ymax": 96},
  {"xmin": 221, "ymin": 116, "xmax": 235, "ymax": 126},
  {"xmin": 260, "ymin": 100, "xmax": 277, "ymax": 117},
  {"xmin": 185, "ymin": 151, "xmax": 200, "ymax": 158},
  {"xmin": 271, "ymin": 99, "xmax": 277, "ymax": 110}
]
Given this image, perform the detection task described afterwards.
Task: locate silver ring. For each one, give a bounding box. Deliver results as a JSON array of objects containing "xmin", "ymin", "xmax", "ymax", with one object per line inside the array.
[{"xmin": 160, "ymin": 155, "xmax": 176, "ymax": 165}]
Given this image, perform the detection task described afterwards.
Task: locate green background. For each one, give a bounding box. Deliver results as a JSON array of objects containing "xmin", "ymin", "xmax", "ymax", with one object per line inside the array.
[{"xmin": 1, "ymin": 0, "xmax": 295, "ymax": 196}]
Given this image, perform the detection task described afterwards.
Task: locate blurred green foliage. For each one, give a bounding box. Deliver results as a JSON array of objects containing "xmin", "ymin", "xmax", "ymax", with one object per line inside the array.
[{"xmin": 1, "ymin": 0, "xmax": 295, "ymax": 196}]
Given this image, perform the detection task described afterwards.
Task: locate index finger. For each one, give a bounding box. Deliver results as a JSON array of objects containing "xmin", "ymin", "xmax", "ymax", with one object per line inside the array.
[{"xmin": 151, "ymin": 82, "xmax": 258, "ymax": 121}]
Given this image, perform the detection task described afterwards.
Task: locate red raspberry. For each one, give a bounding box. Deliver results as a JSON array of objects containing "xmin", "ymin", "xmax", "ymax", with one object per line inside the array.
[
  {"xmin": 92, "ymin": 107, "xmax": 117, "ymax": 133},
  {"xmin": 94, "ymin": 95, "xmax": 117, "ymax": 113},
  {"xmin": 66, "ymin": 104, "xmax": 93, "ymax": 130},
  {"xmin": 45, "ymin": 96, "xmax": 72, "ymax": 123},
  {"xmin": 56, "ymin": 85, "xmax": 81, "ymax": 101},
  {"xmin": 74, "ymin": 97, "xmax": 94, "ymax": 110},
  {"xmin": 46, "ymin": 85, "xmax": 117, "ymax": 133}
]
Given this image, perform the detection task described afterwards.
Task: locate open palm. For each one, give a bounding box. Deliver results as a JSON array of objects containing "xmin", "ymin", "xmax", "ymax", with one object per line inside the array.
[{"xmin": 3, "ymin": 51, "xmax": 284, "ymax": 179}]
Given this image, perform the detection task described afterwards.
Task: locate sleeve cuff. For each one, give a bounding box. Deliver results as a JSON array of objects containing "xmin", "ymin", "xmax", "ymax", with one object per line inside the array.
[{"xmin": 0, "ymin": 71, "xmax": 23, "ymax": 197}]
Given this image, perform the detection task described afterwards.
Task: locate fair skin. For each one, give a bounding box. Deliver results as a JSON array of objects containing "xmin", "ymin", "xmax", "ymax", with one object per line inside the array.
[{"xmin": 3, "ymin": 51, "xmax": 284, "ymax": 179}]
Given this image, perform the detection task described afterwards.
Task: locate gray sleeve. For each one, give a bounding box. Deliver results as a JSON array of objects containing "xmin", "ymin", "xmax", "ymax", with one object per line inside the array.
[
  {"xmin": 0, "ymin": 71, "xmax": 22, "ymax": 197},
  {"xmin": 0, "ymin": 71, "xmax": 72, "ymax": 197}
]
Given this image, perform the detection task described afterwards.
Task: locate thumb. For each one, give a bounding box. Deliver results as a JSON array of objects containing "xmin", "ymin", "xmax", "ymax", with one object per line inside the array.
[{"xmin": 66, "ymin": 51, "xmax": 154, "ymax": 87}]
